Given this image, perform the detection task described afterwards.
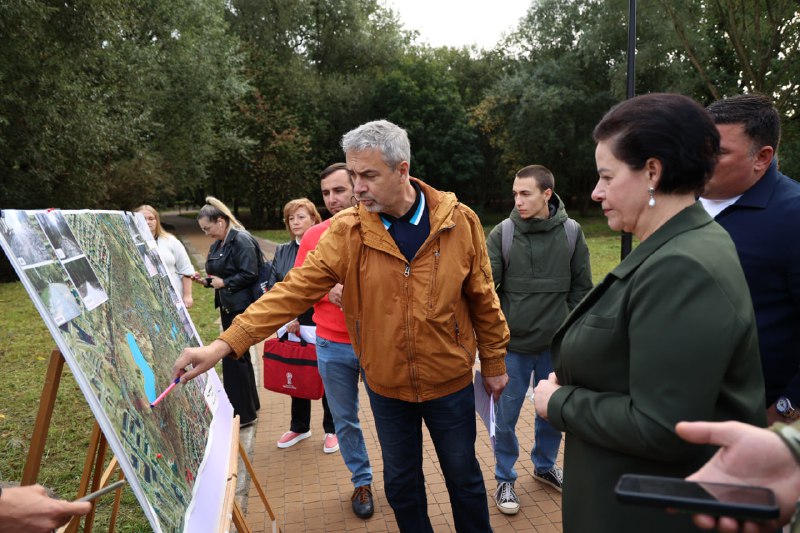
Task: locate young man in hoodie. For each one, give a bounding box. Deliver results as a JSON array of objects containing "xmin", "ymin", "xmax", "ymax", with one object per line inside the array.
[{"xmin": 487, "ymin": 164, "xmax": 593, "ymax": 514}]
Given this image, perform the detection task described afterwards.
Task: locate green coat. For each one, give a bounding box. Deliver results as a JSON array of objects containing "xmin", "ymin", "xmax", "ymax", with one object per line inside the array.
[
  {"xmin": 548, "ymin": 202, "xmax": 767, "ymax": 533},
  {"xmin": 486, "ymin": 193, "xmax": 593, "ymax": 353}
]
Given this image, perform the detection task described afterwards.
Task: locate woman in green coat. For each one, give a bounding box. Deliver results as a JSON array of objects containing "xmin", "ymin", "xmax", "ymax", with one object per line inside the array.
[{"xmin": 534, "ymin": 93, "xmax": 767, "ymax": 533}]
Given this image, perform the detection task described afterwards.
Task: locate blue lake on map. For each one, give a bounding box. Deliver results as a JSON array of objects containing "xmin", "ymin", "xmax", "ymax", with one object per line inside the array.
[{"xmin": 126, "ymin": 332, "xmax": 156, "ymax": 403}]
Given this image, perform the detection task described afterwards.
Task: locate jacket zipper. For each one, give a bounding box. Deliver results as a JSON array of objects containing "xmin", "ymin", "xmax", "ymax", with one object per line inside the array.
[
  {"xmin": 454, "ymin": 319, "xmax": 471, "ymax": 358},
  {"xmin": 403, "ymin": 263, "xmax": 421, "ymax": 401},
  {"xmin": 428, "ymin": 249, "xmax": 440, "ymax": 310}
]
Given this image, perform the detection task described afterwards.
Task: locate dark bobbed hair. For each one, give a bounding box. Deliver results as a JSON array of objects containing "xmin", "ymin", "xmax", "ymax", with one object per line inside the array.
[
  {"xmin": 707, "ymin": 93, "xmax": 780, "ymax": 153},
  {"xmin": 592, "ymin": 93, "xmax": 720, "ymax": 195}
]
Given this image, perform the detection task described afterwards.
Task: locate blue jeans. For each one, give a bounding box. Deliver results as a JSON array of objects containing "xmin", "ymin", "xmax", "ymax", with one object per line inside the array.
[
  {"xmin": 495, "ymin": 349, "xmax": 562, "ymax": 483},
  {"xmin": 315, "ymin": 336, "xmax": 372, "ymax": 488},
  {"xmin": 365, "ymin": 383, "xmax": 492, "ymax": 533}
]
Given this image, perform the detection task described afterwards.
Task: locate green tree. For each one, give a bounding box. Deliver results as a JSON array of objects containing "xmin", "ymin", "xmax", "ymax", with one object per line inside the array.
[{"xmin": 0, "ymin": 0, "xmax": 249, "ymax": 210}]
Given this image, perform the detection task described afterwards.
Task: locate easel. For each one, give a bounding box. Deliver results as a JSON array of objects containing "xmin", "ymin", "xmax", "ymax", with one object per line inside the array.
[{"xmin": 23, "ymin": 349, "xmax": 279, "ymax": 533}]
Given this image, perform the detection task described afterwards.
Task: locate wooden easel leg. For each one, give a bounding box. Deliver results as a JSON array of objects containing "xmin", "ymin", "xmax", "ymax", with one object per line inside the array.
[
  {"xmin": 65, "ymin": 423, "xmax": 105, "ymax": 533},
  {"xmin": 232, "ymin": 502, "xmax": 252, "ymax": 533},
  {"xmin": 22, "ymin": 349, "xmax": 124, "ymax": 533},
  {"xmin": 83, "ymin": 427, "xmax": 109, "ymax": 533},
  {"xmin": 22, "ymin": 349, "xmax": 64, "ymax": 485},
  {"xmin": 238, "ymin": 443, "xmax": 279, "ymax": 533},
  {"xmin": 108, "ymin": 470, "xmax": 125, "ymax": 533}
]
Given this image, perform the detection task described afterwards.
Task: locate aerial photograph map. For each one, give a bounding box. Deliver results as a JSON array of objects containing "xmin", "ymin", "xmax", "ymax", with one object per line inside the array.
[{"xmin": 0, "ymin": 209, "xmax": 224, "ymax": 533}]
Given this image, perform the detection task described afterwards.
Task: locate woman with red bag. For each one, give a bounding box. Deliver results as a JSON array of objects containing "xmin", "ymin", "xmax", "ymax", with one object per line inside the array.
[{"xmin": 268, "ymin": 199, "xmax": 338, "ymax": 453}]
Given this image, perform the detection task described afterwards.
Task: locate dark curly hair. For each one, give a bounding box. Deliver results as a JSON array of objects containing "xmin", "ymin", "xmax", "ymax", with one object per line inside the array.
[{"xmin": 593, "ymin": 93, "xmax": 720, "ymax": 195}]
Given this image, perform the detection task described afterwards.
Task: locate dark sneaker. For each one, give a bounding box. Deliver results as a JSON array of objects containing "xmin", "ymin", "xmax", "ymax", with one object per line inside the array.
[
  {"xmin": 533, "ymin": 466, "xmax": 563, "ymax": 492},
  {"xmin": 494, "ymin": 481, "xmax": 520, "ymax": 515},
  {"xmin": 351, "ymin": 485, "xmax": 374, "ymax": 519}
]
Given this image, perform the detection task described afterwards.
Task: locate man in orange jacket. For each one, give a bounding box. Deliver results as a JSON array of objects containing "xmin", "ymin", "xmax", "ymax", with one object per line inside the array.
[{"xmin": 174, "ymin": 120, "xmax": 509, "ymax": 532}]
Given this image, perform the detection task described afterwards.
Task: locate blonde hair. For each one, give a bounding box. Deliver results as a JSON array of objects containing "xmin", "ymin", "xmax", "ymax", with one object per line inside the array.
[
  {"xmin": 197, "ymin": 196, "xmax": 245, "ymax": 230},
  {"xmin": 135, "ymin": 205, "xmax": 173, "ymax": 239},
  {"xmin": 283, "ymin": 198, "xmax": 322, "ymax": 232}
]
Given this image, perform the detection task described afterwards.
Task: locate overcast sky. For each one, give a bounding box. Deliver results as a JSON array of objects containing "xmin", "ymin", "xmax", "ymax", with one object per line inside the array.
[{"xmin": 383, "ymin": 0, "xmax": 532, "ymax": 50}]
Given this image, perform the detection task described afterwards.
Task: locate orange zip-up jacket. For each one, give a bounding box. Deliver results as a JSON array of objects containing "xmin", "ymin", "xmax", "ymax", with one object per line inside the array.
[{"xmin": 220, "ymin": 178, "xmax": 509, "ymax": 402}]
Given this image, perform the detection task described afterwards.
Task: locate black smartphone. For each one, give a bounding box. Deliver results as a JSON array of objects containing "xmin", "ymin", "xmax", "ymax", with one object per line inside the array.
[{"xmin": 615, "ymin": 474, "xmax": 779, "ymax": 520}]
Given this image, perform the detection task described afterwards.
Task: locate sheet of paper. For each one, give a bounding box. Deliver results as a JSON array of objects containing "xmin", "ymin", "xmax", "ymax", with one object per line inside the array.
[
  {"xmin": 473, "ymin": 370, "xmax": 495, "ymax": 451},
  {"xmin": 276, "ymin": 324, "xmax": 317, "ymax": 345}
]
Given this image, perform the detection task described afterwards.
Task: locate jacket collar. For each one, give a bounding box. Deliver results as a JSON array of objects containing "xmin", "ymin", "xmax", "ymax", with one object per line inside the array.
[
  {"xmin": 509, "ymin": 192, "xmax": 568, "ymax": 233},
  {"xmin": 727, "ymin": 159, "xmax": 780, "ymax": 210},
  {"xmin": 358, "ymin": 178, "xmax": 456, "ymax": 259},
  {"xmin": 610, "ymin": 201, "xmax": 713, "ymax": 279},
  {"xmin": 221, "ymin": 226, "xmax": 240, "ymax": 247}
]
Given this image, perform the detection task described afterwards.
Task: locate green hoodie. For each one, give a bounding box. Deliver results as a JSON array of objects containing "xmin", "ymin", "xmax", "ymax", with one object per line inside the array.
[{"xmin": 487, "ymin": 193, "xmax": 592, "ymax": 353}]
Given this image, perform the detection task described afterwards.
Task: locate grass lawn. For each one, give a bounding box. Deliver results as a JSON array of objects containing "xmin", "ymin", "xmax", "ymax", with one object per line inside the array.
[{"xmin": 0, "ymin": 211, "xmax": 625, "ymax": 527}]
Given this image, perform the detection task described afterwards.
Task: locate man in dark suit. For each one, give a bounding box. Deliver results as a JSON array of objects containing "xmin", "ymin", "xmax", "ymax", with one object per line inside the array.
[{"xmin": 699, "ymin": 94, "xmax": 800, "ymax": 424}]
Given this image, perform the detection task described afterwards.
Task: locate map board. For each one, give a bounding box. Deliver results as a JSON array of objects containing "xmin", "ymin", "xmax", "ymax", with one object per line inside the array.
[{"xmin": 0, "ymin": 209, "xmax": 234, "ymax": 533}]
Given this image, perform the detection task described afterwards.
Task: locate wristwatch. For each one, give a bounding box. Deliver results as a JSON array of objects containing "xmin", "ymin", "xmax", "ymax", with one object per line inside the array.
[{"xmin": 776, "ymin": 396, "xmax": 800, "ymax": 420}]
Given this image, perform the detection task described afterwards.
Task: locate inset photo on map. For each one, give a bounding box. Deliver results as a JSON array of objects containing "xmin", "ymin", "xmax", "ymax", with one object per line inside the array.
[
  {"xmin": 137, "ymin": 244, "xmax": 158, "ymax": 277},
  {"xmin": 0, "ymin": 210, "xmax": 53, "ymax": 267},
  {"xmin": 178, "ymin": 305, "xmax": 196, "ymax": 339},
  {"xmin": 132, "ymin": 211, "xmax": 155, "ymax": 243},
  {"xmin": 26, "ymin": 261, "xmax": 82, "ymax": 326},
  {"xmin": 164, "ymin": 278, "xmax": 182, "ymax": 307},
  {"xmin": 35, "ymin": 210, "xmax": 83, "ymax": 261},
  {"xmin": 123, "ymin": 212, "xmax": 145, "ymax": 246},
  {"xmin": 63, "ymin": 256, "xmax": 108, "ymax": 310}
]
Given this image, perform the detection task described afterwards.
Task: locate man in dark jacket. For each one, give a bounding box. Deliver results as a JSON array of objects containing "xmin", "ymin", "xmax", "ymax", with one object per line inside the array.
[
  {"xmin": 699, "ymin": 94, "xmax": 800, "ymax": 425},
  {"xmin": 487, "ymin": 165, "xmax": 592, "ymax": 514}
]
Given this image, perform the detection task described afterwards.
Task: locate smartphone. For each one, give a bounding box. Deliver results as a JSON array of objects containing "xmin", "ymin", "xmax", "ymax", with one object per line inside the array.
[{"xmin": 615, "ymin": 474, "xmax": 779, "ymax": 520}]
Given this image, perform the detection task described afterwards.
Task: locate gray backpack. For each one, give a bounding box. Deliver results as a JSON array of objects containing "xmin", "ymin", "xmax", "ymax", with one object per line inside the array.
[{"xmin": 500, "ymin": 218, "xmax": 579, "ymax": 271}]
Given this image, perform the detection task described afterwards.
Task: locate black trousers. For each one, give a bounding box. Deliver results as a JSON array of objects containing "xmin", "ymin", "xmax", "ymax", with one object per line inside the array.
[
  {"xmin": 290, "ymin": 394, "xmax": 335, "ymax": 434},
  {"xmin": 220, "ymin": 308, "xmax": 260, "ymax": 424}
]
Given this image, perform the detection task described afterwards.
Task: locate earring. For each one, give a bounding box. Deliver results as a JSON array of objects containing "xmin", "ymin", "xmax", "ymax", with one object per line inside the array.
[{"xmin": 648, "ymin": 187, "xmax": 656, "ymax": 207}]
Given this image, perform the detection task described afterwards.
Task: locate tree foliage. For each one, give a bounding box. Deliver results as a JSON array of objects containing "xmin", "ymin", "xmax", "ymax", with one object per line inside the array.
[{"xmin": 1, "ymin": 0, "xmax": 797, "ymax": 223}]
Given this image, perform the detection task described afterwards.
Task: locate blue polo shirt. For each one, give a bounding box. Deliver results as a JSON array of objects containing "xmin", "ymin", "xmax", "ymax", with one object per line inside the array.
[{"xmin": 380, "ymin": 181, "xmax": 430, "ymax": 263}]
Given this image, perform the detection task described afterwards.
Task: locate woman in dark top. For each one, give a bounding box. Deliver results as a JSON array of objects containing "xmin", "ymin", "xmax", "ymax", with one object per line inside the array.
[
  {"xmin": 533, "ymin": 94, "xmax": 767, "ymax": 533},
  {"xmin": 194, "ymin": 196, "xmax": 261, "ymax": 427},
  {"xmin": 269, "ymin": 199, "xmax": 338, "ymax": 454}
]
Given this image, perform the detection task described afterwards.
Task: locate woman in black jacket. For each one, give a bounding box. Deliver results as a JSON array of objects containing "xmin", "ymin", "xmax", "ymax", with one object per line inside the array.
[
  {"xmin": 270, "ymin": 199, "xmax": 337, "ymax": 453},
  {"xmin": 195, "ymin": 196, "xmax": 261, "ymax": 427}
]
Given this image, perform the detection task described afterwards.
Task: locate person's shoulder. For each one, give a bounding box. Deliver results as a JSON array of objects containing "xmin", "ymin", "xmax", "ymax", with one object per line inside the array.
[
  {"xmin": 231, "ymin": 228, "xmax": 257, "ymax": 247},
  {"xmin": 327, "ymin": 208, "xmax": 360, "ymax": 235},
  {"xmin": 774, "ymin": 171, "xmax": 800, "ymax": 198},
  {"xmin": 304, "ymin": 219, "xmax": 332, "ymax": 240},
  {"xmin": 160, "ymin": 233, "xmax": 180, "ymax": 245}
]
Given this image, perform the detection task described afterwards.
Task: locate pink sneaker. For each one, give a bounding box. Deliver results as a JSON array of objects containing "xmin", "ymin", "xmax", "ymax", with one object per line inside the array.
[
  {"xmin": 323, "ymin": 433, "xmax": 339, "ymax": 454},
  {"xmin": 277, "ymin": 430, "xmax": 311, "ymax": 449}
]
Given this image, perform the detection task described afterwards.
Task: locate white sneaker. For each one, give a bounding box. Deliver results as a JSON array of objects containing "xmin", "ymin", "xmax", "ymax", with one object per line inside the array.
[
  {"xmin": 276, "ymin": 430, "xmax": 311, "ymax": 449},
  {"xmin": 495, "ymin": 481, "xmax": 520, "ymax": 515}
]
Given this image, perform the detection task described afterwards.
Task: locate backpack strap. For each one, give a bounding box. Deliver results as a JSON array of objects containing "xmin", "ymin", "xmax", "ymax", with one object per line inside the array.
[
  {"xmin": 564, "ymin": 218, "xmax": 579, "ymax": 258},
  {"xmin": 500, "ymin": 218, "xmax": 514, "ymax": 271}
]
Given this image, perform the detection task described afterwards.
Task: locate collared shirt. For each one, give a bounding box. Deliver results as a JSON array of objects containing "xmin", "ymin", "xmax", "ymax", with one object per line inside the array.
[{"xmin": 380, "ymin": 181, "xmax": 430, "ymax": 262}]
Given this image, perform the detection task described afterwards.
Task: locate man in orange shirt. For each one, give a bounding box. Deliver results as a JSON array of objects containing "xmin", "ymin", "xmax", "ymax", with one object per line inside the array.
[{"xmin": 293, "ymin": 163, "xmax": 375, "ymax": 519}]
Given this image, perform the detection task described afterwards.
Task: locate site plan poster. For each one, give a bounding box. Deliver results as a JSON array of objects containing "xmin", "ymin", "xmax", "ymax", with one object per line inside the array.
[{"xmin": 0, "ymin": 209, "xmax": 233, "ymax": 533}]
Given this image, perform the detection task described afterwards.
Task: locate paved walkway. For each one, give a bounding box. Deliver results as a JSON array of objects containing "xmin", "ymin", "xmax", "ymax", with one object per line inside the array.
[{"xmin": 163, "ymin": 213, "xmax": 563, "ymax": 533}]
